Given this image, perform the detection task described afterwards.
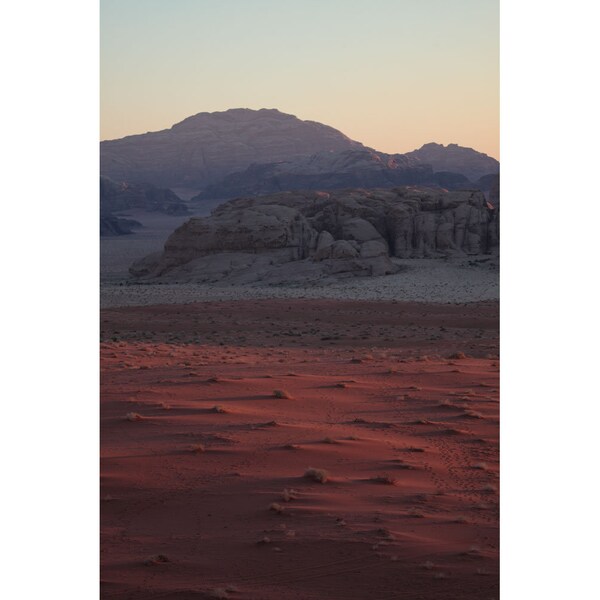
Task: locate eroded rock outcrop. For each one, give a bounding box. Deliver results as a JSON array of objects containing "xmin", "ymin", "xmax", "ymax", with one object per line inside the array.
[{"xmin": 130, "ymin": 187, "xmax": 498, "ymax": 284}]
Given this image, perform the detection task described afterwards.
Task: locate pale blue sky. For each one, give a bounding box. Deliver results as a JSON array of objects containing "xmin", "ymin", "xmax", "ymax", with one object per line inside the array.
[{"xmin": 101, "ymin": 0, "xmax": 498, "ymax": 158}]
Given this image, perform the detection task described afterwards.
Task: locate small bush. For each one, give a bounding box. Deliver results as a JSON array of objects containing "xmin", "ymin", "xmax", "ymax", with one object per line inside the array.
[
  {"xmin": 256, "ymin": 536, "xmax": 271, "ymax": 545},
  {"xmin": 269, "ymin": 502, "xmax": 285, "ymax": 514},
  {"xmin": 304, "ymin": 467, "xmax": 329, "ymax": 483},
  {"xmin": 281, "ymin": 488, "xmax": 299, "ymax": 502},
  {"xmin": 273, "ymin": 389, "xmax": 292, "ymax": 399}
]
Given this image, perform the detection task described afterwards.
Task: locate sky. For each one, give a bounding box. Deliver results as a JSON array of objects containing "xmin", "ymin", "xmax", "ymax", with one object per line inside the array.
[{"xmin": 100, "ymin": 0, "xmax": 498, "ymax": 159}]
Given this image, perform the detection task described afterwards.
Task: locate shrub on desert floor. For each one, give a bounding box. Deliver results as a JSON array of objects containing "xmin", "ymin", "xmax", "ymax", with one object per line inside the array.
[
  {"xmin": 125, "ymin": 412, "xmax": 144, "ymax": 422},
  {"xmin": 281, "ymin": 488, "xmax": 299, "ymax": 502},
  {"xmin": 448, "ymin": 351, "xmax": 467, "ymax": 359},
  {"xmin": 269, "ymin": 502, "xmax": 285, "ymax": 514},
  {"xmin": 211, "ymin": 405, "xmax": 228, "ymax": 414},
  {"xmin": 304, "ymin": 467, "xmax": 329, "ymax": 483},
  {"xmin": 273, "ymin": 389, "xmax": 292, "ymax": 399}
]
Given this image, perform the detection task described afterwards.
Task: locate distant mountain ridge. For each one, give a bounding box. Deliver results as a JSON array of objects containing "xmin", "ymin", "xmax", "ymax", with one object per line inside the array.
[
  {"xmin": 100, "ymin": 177, "xmax": 189, "ymax": 216},
  {"xmin": 193, "ymin": 148, "xmax": 476, "ymax": 201},
  {"xmin": 405, "ymin": 142, "xmax": 498, "ymax": 181},
  {"xmin": 101, "ymin": 108, "xmax": 363, "ymax": 188},
  {"xmin": 100, "ymin": 108, "xmax": 499, "ymax": 201}
]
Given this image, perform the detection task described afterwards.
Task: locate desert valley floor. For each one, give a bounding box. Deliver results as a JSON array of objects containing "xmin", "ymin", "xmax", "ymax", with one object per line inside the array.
[{"xmin": 101, "ymin": 299, "xmax": 499, "ymax": 599}]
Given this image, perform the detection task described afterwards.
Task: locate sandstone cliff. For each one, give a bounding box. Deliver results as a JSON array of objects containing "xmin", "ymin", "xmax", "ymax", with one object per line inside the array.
[{"xmin": 130, "ymin": 187, "xmax": 498, "ymax": 284}]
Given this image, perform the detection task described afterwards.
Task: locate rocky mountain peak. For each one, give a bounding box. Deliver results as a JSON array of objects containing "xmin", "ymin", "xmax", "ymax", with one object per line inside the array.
[{"xmin": 101, "ymin": 108, "xmax": 363, "ymax": 188}]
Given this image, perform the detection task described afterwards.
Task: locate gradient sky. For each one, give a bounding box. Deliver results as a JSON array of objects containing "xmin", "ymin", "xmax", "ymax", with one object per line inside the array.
[{"xmin": 101, "ymin": 0, "xmax": 498, "ymax": 159}]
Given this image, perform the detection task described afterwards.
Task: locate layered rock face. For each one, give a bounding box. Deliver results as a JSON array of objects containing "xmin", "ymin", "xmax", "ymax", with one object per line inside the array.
[
  {"xmin": 100, "ymin": 109, "xmax": 363, "ymax": 188},
  {"xmin": 149, "ymin": 203, "xmax": 318, "ymax": 276},
  {"xmin": 405, "ymin": 143, "xmax": 499, "ymax": 181},
  {"xmin": 131, "ymin": 187, "xmax": 498, "ymax": 284}
]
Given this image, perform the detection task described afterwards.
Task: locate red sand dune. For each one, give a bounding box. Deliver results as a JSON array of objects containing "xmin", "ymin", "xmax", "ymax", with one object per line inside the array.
[{"xmin": 101, "ymin": 300, "xmax": 499, "ymax": 599}]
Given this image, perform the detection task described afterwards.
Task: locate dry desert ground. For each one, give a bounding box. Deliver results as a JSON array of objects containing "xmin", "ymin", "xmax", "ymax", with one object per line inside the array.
[{"xmin": 101, "ymin": 299, "xmax": 499, "ymax": 600}]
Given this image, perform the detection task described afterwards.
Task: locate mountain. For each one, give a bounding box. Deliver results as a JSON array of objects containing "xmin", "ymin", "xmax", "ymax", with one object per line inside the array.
[
  {"xmin": 193, "ymin": 149, "xmax": 441, "ymax": 200},
  {"xmin": 100, "ymin": 109, "xmax": 499, "ymax": 207},
  {"xmin": 100, "ymin": 213, "xmax": 142, "ymax": 237},
  {"xmin": 100, "ymin": 177, "xmax": 189, "ymax": 216},
  {"xmin": 100, "ymin": 108, "xmax": 363, "ymax": 188},
  {"xmin": 404, "ymin": 143, "xmax": 499, "ymax": 181}
]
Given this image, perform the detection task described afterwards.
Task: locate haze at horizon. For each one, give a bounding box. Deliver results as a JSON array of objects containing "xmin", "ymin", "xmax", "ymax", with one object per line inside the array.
[{"xmin": 101, "ymin": 0, "xmax": 499, "ymax": 159}]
